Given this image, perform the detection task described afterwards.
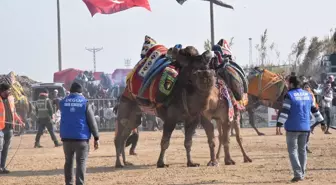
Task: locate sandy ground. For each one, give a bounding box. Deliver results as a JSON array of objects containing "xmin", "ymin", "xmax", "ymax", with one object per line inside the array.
[{"xmin": 1, "ymin": 127, "xmax": 336, "ymax": 185}]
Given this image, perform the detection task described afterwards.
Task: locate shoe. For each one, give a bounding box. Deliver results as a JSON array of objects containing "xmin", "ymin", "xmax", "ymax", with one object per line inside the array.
[
  {"xmin": 0, "ymin": 168, "xmax": 10, "ymax": 174},
  {"xmin": 129, "ymin": 150, "xmax": 137, "ymax": 156},
  {"xmin": 34, "ymin": 142, "xmax": 43, "ymax": 148},
  {"xmin": 325, "ymin": 131, "xmax": 332, "ymax": 134},
  {"xmin": 54, "ymin": 142, "xmax": 63, "ymax": 147},
  {"xmin": 291, "ymin": 177, "xmax": 303, "ymax": 182},
  {"xmin": 306, "ymin": 148, "xmax": 312, "ymax": 153}
]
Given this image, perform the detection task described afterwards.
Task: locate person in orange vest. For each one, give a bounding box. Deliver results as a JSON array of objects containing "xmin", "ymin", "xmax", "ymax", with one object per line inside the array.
[{"xmin": 0, "ymin": 83, "xmax": 24, "ymax": 174}]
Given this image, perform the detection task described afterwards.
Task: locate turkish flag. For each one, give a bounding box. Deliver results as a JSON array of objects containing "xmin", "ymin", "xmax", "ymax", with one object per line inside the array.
[{"xmin": 83, "ymin": 0, "xmax": 151, "ymax": 17}]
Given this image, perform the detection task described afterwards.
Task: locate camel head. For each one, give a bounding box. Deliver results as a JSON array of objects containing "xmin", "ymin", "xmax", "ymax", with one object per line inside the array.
[{"xmin": 171, "ymin": 47, "xmax": 215, "ymax": 92}]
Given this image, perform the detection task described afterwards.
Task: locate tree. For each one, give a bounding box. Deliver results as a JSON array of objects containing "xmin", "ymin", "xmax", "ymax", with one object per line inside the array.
[
  {"xmin": 255, "ymin": 29, "xmax": 268, "ymax": 66},
  {"xmin": 204, "ymin": 39, "xmax": 212, "ymax": 51},
  {"xmin": 298, "ymin": 37, "xmax": 324, "ymax": 75},
  {"xmin": 290, "ymin": 37, "xmax": 307, "ymax": 72},
  {"xmin": 203, "ymin": 37, "xmax": 234, "ymax": 51}
]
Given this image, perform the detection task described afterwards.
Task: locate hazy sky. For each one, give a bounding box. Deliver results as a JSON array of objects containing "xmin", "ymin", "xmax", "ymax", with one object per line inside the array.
[{"xmin": 0, "ymin": 0, "xmax": 335, "ymax": 82}]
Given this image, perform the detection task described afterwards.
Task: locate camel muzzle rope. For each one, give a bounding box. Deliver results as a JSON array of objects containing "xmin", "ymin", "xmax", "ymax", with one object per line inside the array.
[{"xmin": 3, "ymin": 121, "xmax": 25, "ymax": 169}]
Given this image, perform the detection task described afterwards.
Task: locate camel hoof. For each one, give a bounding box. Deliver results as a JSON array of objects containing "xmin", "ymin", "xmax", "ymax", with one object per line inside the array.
[
  {"xmin": 225, "ymin": 159, "xmax": 236, "ymax": 165},
  {"xmin": 187, "ymin": 162, "xmax": 200, "ymax": 167},
  {"xmin": 115, "ymin": 163, "xmax": 124, "ymax": 168},
  {"xmin": 258, "ymin": 133, "xmax": 265, "ymax": 136},
  {"xmin": 244, "ymin": 156, "xmax": 252, "ymax": 163},
  {"xmin": 124, "ymin": 161, "xmax": 134, "ymax": 166},
  {"xmin": 157, "ymin": 162, "xmax": 169, "ymax": 168},
  {"xmin": 207, "ymin": 160, "xmax": 219, "ymax": 167}
]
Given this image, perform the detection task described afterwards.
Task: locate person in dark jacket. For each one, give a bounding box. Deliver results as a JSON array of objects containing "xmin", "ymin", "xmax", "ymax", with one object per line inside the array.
[
  {"xmin": 277, "ymin": 76, "xmax": 324, "ymax": 182},
  {"xmin": 34, "ymin": 90, "xmax": 62, "ymax": 148},
  {"xmin": 60, "ymin": 82, "xmax": 99, "ymax": 185}
]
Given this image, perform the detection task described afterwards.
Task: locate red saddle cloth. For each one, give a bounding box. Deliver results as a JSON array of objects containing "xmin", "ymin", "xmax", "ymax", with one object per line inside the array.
[{"xmin": 126, "ymin": 45, "xmax": 179, "ymax": 109}]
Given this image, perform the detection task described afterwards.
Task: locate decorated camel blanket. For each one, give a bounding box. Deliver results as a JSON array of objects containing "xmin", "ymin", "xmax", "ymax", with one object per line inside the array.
[
  {"xmin": 216, "ymin": 79, "xmax": 247, "ymax": 122},
  {"xmin": 248, "ymin": 68, "xmax": 286, "ymax": 102},
  {"xmin": 125, "ymin": 36, "xmax": 179, "ymax": 113},
  {"xmin": 211, "ymin": 39, "xmax": 248, "ymax": 101}
]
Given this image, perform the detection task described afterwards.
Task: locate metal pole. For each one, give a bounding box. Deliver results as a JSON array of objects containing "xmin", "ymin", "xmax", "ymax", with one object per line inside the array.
[
  {"xmin": 57, "ymin": 0, "xmax": 62, "ymax": 71},
  {"xmin": 210, "ymin": 2, "xmax": 215, "ymax": 46},
  {"xmin": 86, "ymin": 47, "xmax": 103, "ymax": 72},
  {"xmin": 249, "ymin": 38, "xmax": 252, "ymax": 66}
]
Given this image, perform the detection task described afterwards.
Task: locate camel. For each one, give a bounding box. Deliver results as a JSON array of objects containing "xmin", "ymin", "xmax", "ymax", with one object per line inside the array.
[
  {"xmin": 244, "ymin": 68, "xmax": 288, "ymax": 136},
  {"xmin": 202, "ymin": 39, "xmax": 251, "ymax": 165},
  {"xmin": 114, "ymin": 36, "xmax": 218, "ymax": 168}
]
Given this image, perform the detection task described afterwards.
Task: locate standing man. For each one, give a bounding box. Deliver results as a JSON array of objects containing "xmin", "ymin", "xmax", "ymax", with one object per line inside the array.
[
  {"xmin": 0, "ymin": 83, "xmax": 24, "ymax": 174},
  {"xmin": 34, "ymin": 90, "xmax": 62, "ymax": 148},
  {"xmin": 277, "ymin": 76, "xmax": 324, "ymax": 182},
  {"xmin": 319, "ymin": 82, "xmax": 333, "ymax": 134},
  {"xmin": 60, "ymin": 82, "xmax": 99, "ymax": 185}
]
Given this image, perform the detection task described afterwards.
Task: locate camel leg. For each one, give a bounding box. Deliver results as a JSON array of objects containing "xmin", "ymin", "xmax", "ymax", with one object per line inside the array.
[
  {"xmin": 221, "ymin": 120, "xmax": 235, "ymax": 165},
  {"xmin": 184, "ymin": 119, "xmax": 200, "ymax": 167},
  {"xmin": 157, "ymin": 120, "xmax": 177, "ymax": 168},
  {"xmin": 230, "ymin": 126, "xmax": 235, "ymax": 136},
  {"xmin": 200, "ymin": 116, "xmax": 218, "ymax": 166},
  {"xmin": 247, "ymin": 107, "xmax": 265, "ymax": 136},
  {"xmin": 216, "ymin": 121, "xmax": 222, "ymax": 160},
  {"xmin": 114, "ymin": 98, "xmax": 139, "ymax": 168},
  {"xmin": 233, "ymin": 110, "xmax": 252, "ymax": 163}
]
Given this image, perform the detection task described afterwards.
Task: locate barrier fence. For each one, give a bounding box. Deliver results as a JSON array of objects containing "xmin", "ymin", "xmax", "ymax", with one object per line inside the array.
[
  {"xmin": 15, "ymin": 98, "xmax": 336, "ymax": 135},
  {"xmin": 15, "ymin": 98, "xmax": 118, "ymax": 134}
]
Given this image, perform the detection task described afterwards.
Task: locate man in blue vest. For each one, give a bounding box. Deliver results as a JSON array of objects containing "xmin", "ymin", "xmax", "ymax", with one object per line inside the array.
[
  {"xmin": 277, "ymin": 76, "xmax": 324, "ymax": 182},
  {"xmin": 60, "ymin": 82, "xmax": 99, "ymax": 185}
]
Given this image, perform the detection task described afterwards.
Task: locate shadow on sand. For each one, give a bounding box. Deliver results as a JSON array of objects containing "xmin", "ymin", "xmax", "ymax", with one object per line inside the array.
[{"xmin": 2, "ymin": 164, "xmax": 155, "ymax": 177}]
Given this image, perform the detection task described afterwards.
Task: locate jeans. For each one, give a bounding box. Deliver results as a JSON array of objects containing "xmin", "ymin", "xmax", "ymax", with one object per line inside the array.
[
  {"xmin": 286, "ymin": 131, "xmax": 308, "ymax": 179},
  {"xmin": 322, "ymin": 107, "xmax": 331, "ymax": 128},
  {"xmin": 35, "ymin": 118, "xmax": 58, "ymax": 144},
  {"xmin": 63, "ymin": 141, "xmax": 89, "ymax": 185},
  {"xmin": 0, "ymin": 129, "xmax": 13, "ymax": 169}
]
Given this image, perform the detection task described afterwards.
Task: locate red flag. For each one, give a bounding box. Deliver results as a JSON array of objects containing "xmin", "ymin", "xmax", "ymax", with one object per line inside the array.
[{"xmin": 83, "ymin": 0, "xmax": 151, "ymax": 17}]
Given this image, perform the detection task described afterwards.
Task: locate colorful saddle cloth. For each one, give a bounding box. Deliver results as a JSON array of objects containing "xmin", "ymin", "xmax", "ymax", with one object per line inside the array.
[
  {"xmin": 248, "ymin": 68, "xmax": 285, "ymax": 102},
  {"xmin": 216, "ymin": 79, "xmax": 247, "ymax": 122},
  {"xmin": 126, "ymin": 36, "xmax": 179, "ymax": 109},
  {"xmin": 211, "ymin": 39, "xmax": 248, "ymax": 101}
]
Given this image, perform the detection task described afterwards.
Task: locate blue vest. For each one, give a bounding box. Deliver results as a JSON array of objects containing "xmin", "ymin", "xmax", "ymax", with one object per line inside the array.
[
  {"xmin": 60, "ymin": 94, "xmax": 90, "ymax": 140},
  {"xmin": 284, "ymin": 88, "xmax": 312, "ymax": 132}
]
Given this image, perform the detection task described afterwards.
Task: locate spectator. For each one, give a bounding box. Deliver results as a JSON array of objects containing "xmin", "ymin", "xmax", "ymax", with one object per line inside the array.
[{"xmin": 320, "ymin": 82, "xmax": 333, "ymax": 134}]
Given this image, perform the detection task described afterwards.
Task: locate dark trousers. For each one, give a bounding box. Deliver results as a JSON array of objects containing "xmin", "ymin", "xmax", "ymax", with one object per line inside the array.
[
  {"xmin": 35, "ymin": 118, "xmax": 58, "ymax": 143},
  {"xmin": 322, "ymin": 107, "xmax": 332, "ymax": 128},
  {"xmin": 126, "ymin": 132, "xmax": 139, "ymax": 152},
  {"xmin": 63, "ymin": 141, "xmax": 89, "ymax": 185},
  {"xmin": 0, "ymin": 129, "xmax": 13, "ymax": 168}
]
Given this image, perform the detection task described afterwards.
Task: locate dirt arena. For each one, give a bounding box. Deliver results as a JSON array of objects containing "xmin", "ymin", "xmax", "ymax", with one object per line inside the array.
[{"xmin": 2, "ymin": 128, "xmax": 336, "ymax": 185}]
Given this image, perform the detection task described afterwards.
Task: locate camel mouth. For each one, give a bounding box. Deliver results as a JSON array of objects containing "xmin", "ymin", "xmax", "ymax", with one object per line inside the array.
[{"xmin": 193, "ymin": 69, "xmax": 215, "ymax": 90}]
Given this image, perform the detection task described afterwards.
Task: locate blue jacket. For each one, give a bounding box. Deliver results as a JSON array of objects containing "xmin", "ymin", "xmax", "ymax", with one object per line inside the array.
[
  {"xmin": 277, "ymin": 88, "xmax": 323, "ymax": 132},
  {"xmin": 60, "ymin": 94, "xmax": 90, "ymax": 140}
]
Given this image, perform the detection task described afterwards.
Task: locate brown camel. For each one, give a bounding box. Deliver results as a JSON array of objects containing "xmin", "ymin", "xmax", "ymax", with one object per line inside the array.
[
  {"xmin": 114, "ymin": 37, "xmax": 218, "ymax": 168},
  {"xmin": 244, "ymin": 68, "xmax": 288, "ymax": 136},
  {"xmin": 202, "ymin": 38, "xmax": 251, "ymax": 165}
]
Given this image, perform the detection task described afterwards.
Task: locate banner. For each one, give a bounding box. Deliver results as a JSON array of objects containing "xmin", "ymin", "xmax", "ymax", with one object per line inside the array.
[{"xmin": 268, "ymin": 108, "xmax": 278, "ymax": 127}]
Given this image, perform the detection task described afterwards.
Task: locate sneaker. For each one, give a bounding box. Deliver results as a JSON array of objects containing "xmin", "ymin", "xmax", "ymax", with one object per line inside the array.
[
  {"xmin": 291, "ymin": 177, "xmax": 303, "ymax": 182},
  {"xmin": 325, "ymin": 131, "xmax": 332, "ymax": 134},
  {"xmin": 34, "ymin": 142, "xmax": 43, "ymax": 148}
]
